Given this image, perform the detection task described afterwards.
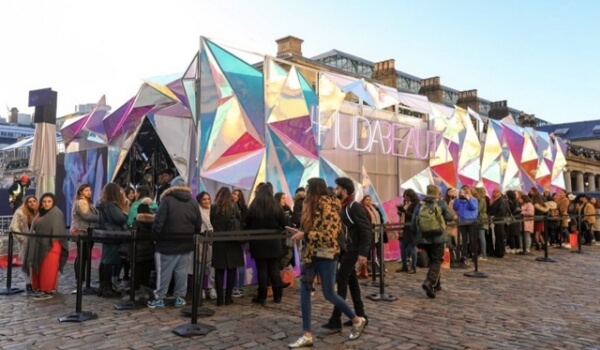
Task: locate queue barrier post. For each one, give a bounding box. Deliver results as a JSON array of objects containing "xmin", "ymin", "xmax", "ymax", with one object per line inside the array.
[
  {"xmin": 115, "ymin": 229, "xmax": 138, "ymax": 310},
  {"xmin": 536, "ymin": 215, "xmax": 557, "ymax": 263},
  {"xmin": 368, "ymin": 225, "xmax": 396, "ymax": 302},
  {"xmin": 0, "ymin": 231, "xmax": 24, "ymax": 295},
  {"xmin": 59, "ymin": 233, "xmax": 98, "ymax": 322},
  {"xmin": 571, "ymin": 213, "xmax": 585, "ymax": 254},
  {"xmin": 362, "ymin": 226, "xmax": 387, "ymax": 288},
  {"xmin": 81, "ymin": 227, "xmax": 98, "ymax": 295},
  {"xmin": 464, "ymin": 221, "xmax": 489, "ymax": 278},
  {"xmin": 180, "ymin": 230, "xmax": 215, "ymax": 318},
  {"xmin": 173, "ymin": 233, "xmax": 216, "ymax": 337}
]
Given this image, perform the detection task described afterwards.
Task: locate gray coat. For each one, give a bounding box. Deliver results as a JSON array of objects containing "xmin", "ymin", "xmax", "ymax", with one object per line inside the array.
[
  {"xmin": 23, "ymin": 206, "xmax": 68, "ymax": 274},
  {"xmin": 71, "ymin": 199, "xmax": 99, "ymax": 234}
]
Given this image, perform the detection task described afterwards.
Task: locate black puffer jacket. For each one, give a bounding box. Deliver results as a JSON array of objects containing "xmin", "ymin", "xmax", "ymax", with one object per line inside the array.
[
  {"xmin": 132, "ymin": 198, "xmax": 156, "ymax": 262},
  {"xmin": 152, "ymin": 186, "xmax": 202, "ymax": 255},
  {"xmin": 340, "ymin": 198, "xmax": 372, "ymax": 258}
]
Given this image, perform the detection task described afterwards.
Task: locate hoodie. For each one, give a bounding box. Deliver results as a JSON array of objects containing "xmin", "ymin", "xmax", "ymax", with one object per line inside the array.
[{"xmin": 152, "ymin": 186, "xmax": 202, "ymax": 255}]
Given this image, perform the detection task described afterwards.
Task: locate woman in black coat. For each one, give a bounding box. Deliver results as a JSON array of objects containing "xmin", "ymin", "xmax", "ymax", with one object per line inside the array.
[
  {"xmin": 246, "ymin": 184, "xmax": 289, "ymax": 305},
  {"xmin": 211, "ymin": 187, "xmax": 244, "ymax": 306}
]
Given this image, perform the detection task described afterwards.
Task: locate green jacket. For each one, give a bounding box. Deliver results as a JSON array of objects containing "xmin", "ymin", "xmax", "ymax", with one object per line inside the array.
[
  {"xmin": 413, "ymin": 196, "xmax": 454, "ymax": 245},
  {"xmin": 127, "ymin": 198, "xmax": 159, "ymax": 229},
  {"xmin": 478, "ymin": 197, "xmax": 489, "ymax": 231}
]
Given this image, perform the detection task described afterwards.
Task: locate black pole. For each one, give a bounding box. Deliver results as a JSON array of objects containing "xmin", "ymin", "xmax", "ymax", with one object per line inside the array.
[
  {"xmin": 191, "ymin": 234, "xmax": 200, "ymax": 324},
  {"xmin": 173, "ymin": 232, "xmax": 216, "ymax": 337},
  {"xmin": 115, "ymin": 229, "xmax": 137, "ymax": 310},
  {"xmin": 363, "ymin": 227, "xmax": 384, "ymax": 287},
  {"xmin": 536, "ymin": 215, "xmax": 557, "ymax": 262},
  {"xmin": 81, "ymin": 227, "xmax": 97, "ymax": 295},
  {"xmin": 368, "ymin": 225, "xmax": 396, "ymax": 302},
  {"xmin": 59, "ymin": 235, "xmax": 98, "ymax": 322},
  {"xmin": 465, "ymin": 222, "xmax": 488, "ymax": 278},
  {"xmin": 180, "ymin": 231, "xmax": 215, "ymax": 318},
  {"xmin": 0, "ymin": 231, "xmax": 24, "ymax": 295}
]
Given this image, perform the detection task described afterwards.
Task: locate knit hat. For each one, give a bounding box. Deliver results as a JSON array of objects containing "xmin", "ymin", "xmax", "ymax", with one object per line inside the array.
[
  {"xmin": 170, "ymin": 176, "xmax": 186, "ymax": 187},
  {"xmin": 426, "ymin": 185, "xmax": 440, "ymax": 197}
]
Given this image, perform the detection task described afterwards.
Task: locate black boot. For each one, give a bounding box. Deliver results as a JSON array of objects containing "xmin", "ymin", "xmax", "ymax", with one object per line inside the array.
[
  {"xmin": 225, "ymin": 287, "xmax": 234, "ymax": 305},
  {"xmin": 252, "ymin": 287, "xmax": 267, "ymax": 306},
  {"xmin": 216, "ymin": 287, "xmax": 224, "ymax": 306},
  {"xmin": 100, "ymin": 264, "xmax": 120, "ymax": 298},
  {"xmin": 273, "ymin": 286, "xmax": 283, "ymax": 304},
  {"xmin": 422, "ymin": 280, "xmax": 436, "ymax": 299},
  {"xmin": 97, "ymin": 264, "xmax": 104, "ymax": 297}
]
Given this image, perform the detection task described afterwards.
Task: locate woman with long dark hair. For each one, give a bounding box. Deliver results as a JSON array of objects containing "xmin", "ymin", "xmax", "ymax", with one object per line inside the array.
[
  {"xmin": 71, "ymin": 184, "xmax": 99, "ymax": 282},
  {"xmin": 96, "ymin": 183, "xmax": 129, "ymax": 298},
  {"xmin": 288, "ymin": 178, "xmax": 366, "ymax": 348},
  {"xmin": 397, "ymin": 189, "xmax": 419, "ymax": 273},
  {"xmin": 22, "ymin": 193, "xmax": 68, "ymax": 299},
  {"xmin": 232, "ymin": 189, "xmax": 248, "ymax": 298},
  {"xmin": 9, "ymin": 195, "xmax": 38, "ymax": 293},
  {"xmin": 211, "ymin": 187, "xmax": 244, "ymax": 306},
  {"xmin": 196, "ymin": 191, "xmax": 216, "ymax": 299},
  {"xmin": 246, "ymin": 184, "xmax": 289, "ymax": 305}
]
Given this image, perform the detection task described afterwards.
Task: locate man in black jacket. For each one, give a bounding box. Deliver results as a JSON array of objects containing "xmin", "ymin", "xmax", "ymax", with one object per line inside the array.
[
  {"xmin": 322, "ymin": 177, "xmax": 372, "ymax": 332},
  {"xmin": 148, "ymin": 176, "xmax": 202, "ymax": 309}
]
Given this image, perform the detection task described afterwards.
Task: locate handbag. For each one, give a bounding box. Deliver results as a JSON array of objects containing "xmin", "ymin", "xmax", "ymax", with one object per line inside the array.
[{"xmin": 227, "ymin": 204, "xmax": 242, "ymax": 231}]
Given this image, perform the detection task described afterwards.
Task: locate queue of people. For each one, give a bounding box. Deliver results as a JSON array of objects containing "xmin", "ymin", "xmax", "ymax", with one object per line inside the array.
[{"xmin": 9, "ymin": 169, "xmax": 596, "ymax": 347}]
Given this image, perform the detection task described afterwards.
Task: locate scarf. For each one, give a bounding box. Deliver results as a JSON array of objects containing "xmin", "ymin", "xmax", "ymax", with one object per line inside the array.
[
  {"xmin": 200, "ymin": 206, "xmax": 213, "ymax": 232},
  {"xmin": 365, "ymin": 205, "xmax": 381, "ymax": 226},
  {"xmin": 342, "ymin": 195, "xmax": 355, "ymax": 207}
]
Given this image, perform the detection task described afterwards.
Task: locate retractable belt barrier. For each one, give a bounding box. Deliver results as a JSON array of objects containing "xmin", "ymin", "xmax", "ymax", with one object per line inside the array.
[
  {"xmin": 1, "ymin": 214, "xmax": 598, "ymax": 335},
  {"xmin": 3, "ymin": 228, "xmax": 290, "ymax": 338}
]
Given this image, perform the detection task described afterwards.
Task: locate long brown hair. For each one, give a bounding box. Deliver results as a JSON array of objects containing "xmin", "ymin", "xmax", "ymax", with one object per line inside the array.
[
  {"xmin": 301, "ymin": 178, "xmax": 328, "ymax": 231},
  {"xmin": 214, "ymin": 187, "xmax": 233, "ymax": 214},
  {"xmin": 75, "ymin": 184, "xmax": 93, "ymax": 204},
  {"xmin": 100, "ymin": 182, "xmax": 129, "ymax": 213},
  {"xmin": 21, "ymin": 195, "xmax": 38, "ymax": 224}
]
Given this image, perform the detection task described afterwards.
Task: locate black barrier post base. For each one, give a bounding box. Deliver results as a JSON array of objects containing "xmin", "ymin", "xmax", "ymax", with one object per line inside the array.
[
  {"xmin": 114, "ymin": 300, "xmax": 138, "ymax": 310},
  {"xmin": 58, "ymin": 311, "xmax": 98, "ymax": 323},
  {"xmin": 180, "ymin": 306, "xmax": 215, "ymax": 318},
  {"xmin": 172, "ymin": 323, "xmax": 216, "ymax": 337},
  {"xmin": 368, "ymin": 293, "xmax": 397, "ymax": 302},
  {"xmin": 0, "ymin": 287, "xmax": 24, "ymax": 295},
  {"xmin": 535, "ymin": 256, "xmax": 557, "ymax": 262},
  {"xmin": 464, "ymin": 271, "xmax": 489, "ymax": 278}
]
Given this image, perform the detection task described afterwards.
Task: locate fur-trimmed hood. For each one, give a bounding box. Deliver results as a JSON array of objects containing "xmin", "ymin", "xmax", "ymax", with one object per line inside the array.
[
  {"xmin": 136, "ymin": 212, "xmax": 155, "ymax": 223},
  {"xmin": 160, "ymin": 186, "xmax": 193, "ymax": 202}
]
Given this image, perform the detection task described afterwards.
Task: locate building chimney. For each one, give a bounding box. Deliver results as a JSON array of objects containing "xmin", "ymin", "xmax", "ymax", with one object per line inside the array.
[
  {"xmin": 275, "ymin": 36, "xmax": 304, "ymax": 57},
  {"xmin": 418, "ymin": 77, "xmax": 443, "ymax": 103},
  {"xmin": 9, "ymin": 107, "xmax": 18, "ymax": 124},
  {"xmin": 488, "ymin": 100, "xmax": 509, "ymax": 120},
  {"xmin": 456, "ymin": 89, "xmax": 479, "ymax": 113},
  {"xmin": 372, "ymin": 59, "xmax": 398, "ymax": 88}
]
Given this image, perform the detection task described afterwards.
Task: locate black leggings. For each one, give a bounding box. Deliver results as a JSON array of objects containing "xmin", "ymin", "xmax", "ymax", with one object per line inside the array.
[
  {"xmin": 215, "ymin": 268, "xmax": 236, "ymax": 302},
  {"xmin": 255, "ymin": 258, "xmax": 281, "ymax": 290}
]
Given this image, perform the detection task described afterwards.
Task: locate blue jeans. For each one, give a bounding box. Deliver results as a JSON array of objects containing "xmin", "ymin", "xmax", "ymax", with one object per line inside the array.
[
  {"xmin": 300, "ymin": 259, "xmax": 356, "ymax": 332},
  {"xmin": 401, "ymin": 242, "xmax": 417, "ymax": 269},
  {"xmin": 520, "ymin": 231, "xmax": 532, "ymax": 251},
  {"xmin": 478, "ymin": 229, "xmax": 487, "ymax": 257},
  {"xmin": 154, "ymin": 252, "xmax": 190, "ymax": 300}
]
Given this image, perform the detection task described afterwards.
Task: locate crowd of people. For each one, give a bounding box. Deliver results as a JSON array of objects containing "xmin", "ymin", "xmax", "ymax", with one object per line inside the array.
[{"xmin": 7, "ymin": 169, "xmax": 597, "ymax": 347}]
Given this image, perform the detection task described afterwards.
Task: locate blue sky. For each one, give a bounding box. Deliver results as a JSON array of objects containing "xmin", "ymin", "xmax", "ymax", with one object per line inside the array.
[{"xmin": 0, "ymin": 0, "xmax": 597, "ymax": 124}]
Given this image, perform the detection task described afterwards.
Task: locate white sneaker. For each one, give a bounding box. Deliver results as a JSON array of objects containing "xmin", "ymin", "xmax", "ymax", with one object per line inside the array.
[
  {"xmin": 564, "ymin": 243, "xmax": 572, "ymax": 249},
  {"xmin": 349, "ymin": 317, "xmax": 367, "ymax": 340},
  {"xmin": 209, "ymin": 288, "xmax": 217, "ymax": 299}
]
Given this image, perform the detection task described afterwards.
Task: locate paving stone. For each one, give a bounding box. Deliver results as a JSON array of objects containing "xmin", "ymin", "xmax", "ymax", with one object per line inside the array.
[{"xmin": 2, "ymin": 247, "xmax": 600, "ymax": 349}]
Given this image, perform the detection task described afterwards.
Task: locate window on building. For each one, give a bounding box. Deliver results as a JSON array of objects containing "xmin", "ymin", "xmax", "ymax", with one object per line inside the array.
[
  {"xmin": 593, "ymin": 125, "xmax": 600, "ymax": 134},
  {"xmin": 554, "ymin": 128, "xmax": 569, "ymax": 136}
]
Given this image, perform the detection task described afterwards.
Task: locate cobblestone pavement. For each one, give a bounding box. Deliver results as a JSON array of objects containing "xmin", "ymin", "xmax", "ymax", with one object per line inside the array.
[{"xmin": 2, "ymin": 246, "xmax": 600, "ymax": 349}]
